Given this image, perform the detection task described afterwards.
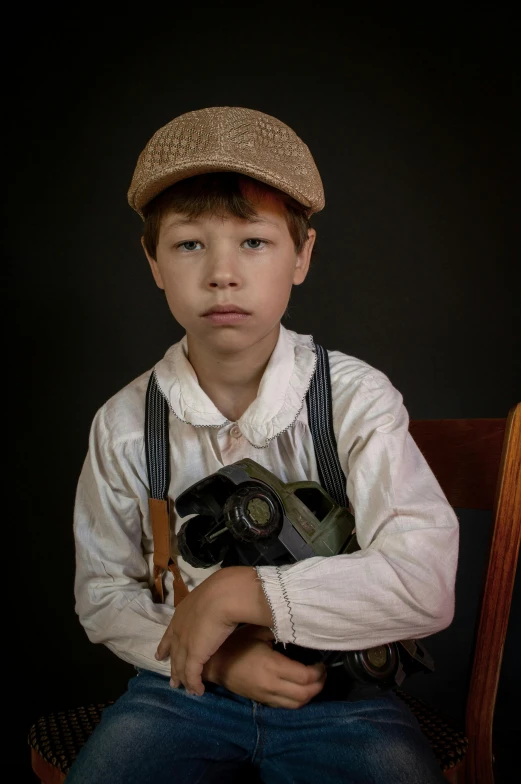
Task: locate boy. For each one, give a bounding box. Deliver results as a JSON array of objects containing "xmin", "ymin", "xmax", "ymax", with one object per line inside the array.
[{"xmin": 69, "ymin": 106, "xmax": 458, "ymax": 783}]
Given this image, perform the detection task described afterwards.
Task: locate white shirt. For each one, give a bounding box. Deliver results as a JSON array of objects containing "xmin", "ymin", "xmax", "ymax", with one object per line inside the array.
[{"xmin": 74, "ymin": 326, "xmax": 459, "ymax": 676}]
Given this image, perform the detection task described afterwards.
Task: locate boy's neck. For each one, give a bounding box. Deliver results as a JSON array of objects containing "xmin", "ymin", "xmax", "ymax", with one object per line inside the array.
[{"xmin": 186, "ymin": 325, "xmax": 280, "ymax": 422}]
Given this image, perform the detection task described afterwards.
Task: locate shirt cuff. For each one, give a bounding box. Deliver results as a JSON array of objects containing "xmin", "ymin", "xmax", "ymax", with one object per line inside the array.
[{"xmin": 255, "ymin": 565, "xmax": 296, "ymax": 645}]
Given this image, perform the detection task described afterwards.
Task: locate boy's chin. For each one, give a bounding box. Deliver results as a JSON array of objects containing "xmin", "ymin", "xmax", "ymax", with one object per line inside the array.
[
  {"xmin": 187, "ymin": 323, "xmax": 279, "ymax": 354},
  {"xmin": 203, "ymin": 332, "xmax": 256, "ymax": 353}
]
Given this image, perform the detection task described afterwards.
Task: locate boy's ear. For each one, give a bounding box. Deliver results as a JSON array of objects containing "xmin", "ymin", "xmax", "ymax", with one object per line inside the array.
[
  {"xmin": 293, "ymin": 228, "xmax": 316, "ymax": 286},
  {"xmin": 141, "ymin": 236, "xmax": 165, "ymax": 290}
]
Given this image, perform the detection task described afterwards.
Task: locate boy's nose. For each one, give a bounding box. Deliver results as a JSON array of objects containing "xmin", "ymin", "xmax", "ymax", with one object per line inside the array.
[
  {"xmin": 205, "ymin": 255, "xmax": 241, "ymax": 289},
  {"xmin": 208, "ymin": 275, "xmax": 239, "ymax": 289}
]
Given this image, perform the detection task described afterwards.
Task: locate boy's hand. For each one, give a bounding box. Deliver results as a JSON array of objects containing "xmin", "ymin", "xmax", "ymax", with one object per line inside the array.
[
  {"xmin": 155, "ymin": 566, "xmax": 273, "ymax": 696},
  {"xmin": 204, "ymin": 624, "xmax": 327, "ymax": 709}
]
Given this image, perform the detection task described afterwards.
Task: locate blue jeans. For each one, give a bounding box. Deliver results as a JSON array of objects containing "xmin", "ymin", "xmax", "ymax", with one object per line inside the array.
[{"xmin": 66, "ymin": 669, "xmax": 445, "ymax": 783}]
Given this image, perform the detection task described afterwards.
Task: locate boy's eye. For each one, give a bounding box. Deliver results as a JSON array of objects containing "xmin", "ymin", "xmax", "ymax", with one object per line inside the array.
[
  {"xmin": 243, "ymin": 239, "xmax": 266, "ymax": 249},
  {"xmin": 177, "ymin": 240, "xmax": 202, "ymax": 251}
]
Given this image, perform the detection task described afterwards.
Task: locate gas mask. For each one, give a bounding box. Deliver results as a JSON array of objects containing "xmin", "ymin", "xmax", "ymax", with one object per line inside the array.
[{"xmin": 175, "ymin": 458, "xmax": 434, "ymax": 691}]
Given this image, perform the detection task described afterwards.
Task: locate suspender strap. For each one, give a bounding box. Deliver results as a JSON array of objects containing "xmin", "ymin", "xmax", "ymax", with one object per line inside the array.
[
  {"xmin": 145, "ymin": 371, "xmax": 189, "ymax": 605},
  {"xmin": 145, "ymin": 370, "xmax": 171, "ymax": 502},
  {"xmin": 144, "ymin": 342, "xmax": 349, "ymax": 604},
  {"xmin": 306, "ymin": 344, "xmax": 349, "ymax": 508}
]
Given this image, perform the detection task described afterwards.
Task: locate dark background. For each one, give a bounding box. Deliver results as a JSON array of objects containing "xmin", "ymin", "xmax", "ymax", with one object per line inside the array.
[{"xmin": 10, "ymin": 6, "xmax": 519, "ymax": 782}]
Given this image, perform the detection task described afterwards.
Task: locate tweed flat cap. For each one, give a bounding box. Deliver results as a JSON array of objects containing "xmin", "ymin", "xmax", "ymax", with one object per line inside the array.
[{"xmin": 128, "ymin": 106, "xmax": 324, "ymax": 217}]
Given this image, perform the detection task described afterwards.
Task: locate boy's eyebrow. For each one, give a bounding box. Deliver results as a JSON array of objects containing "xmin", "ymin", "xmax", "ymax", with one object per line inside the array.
[
  {"xmin": 246, "ymin": 216, "xmax": 280, "ymax": 228},
  {"xmin": 163, "ymin": 216, "xmax": 201, "ymax": 230},
  {"xmin": 162, "ymin": 215, "xmax": 281, "ymax": 232}
]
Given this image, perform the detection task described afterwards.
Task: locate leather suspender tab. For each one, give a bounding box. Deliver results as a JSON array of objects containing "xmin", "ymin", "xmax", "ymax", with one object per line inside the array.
[
  {"xmin": 148, "ymin": 496, "xmax": 189, "ymax": 605},
  {"xmin": 149, "ymin": 497, "xmax": 170, "ymax": 602},
  {"xmin": 168, "ymin": 561, "xmax": 190, "ymax": 606},
  {"xmin": 149, "ymin": 498, "xmax": 171, "ymax": 569}
]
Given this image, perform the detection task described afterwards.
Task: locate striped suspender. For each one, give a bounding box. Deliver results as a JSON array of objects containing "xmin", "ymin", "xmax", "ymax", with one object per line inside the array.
[
  {"xmin": 145, "ymin": 343, "xmax": 349, "ymax": 603},
  {"xmin": 305, "ymin": 344, "xmax": 349, "ymax": 508},
  {"xmin": 145, "ymin": 372, "xmax": 189, "ymax": 605}
]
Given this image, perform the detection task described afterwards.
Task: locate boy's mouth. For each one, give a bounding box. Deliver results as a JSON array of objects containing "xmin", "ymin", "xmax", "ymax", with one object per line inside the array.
[
  {"xmin": 201, "ymin": 304, "xmax": 251, "ymax": 325},
  {"xmin": 202, "ymin": 304, "xmax": 250, "ymax": 315}
]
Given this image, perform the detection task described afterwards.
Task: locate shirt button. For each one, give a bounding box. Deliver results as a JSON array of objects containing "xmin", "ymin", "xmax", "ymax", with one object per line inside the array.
[{"xmin": 230, "ymin": 425, "xmax": 241, "ymax": 439}]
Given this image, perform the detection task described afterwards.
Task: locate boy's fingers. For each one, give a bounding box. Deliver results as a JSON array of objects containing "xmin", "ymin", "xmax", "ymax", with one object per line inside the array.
[
  {"xmin": 170, "ymin": 656, "xmax": 179, "ymax": 685},
  {"xmin": 273, "ymin": 654, "xmax": 326, "ymax": 686},
  {"xmin": 173, "ymin": 646, "xmax": 187, "ymax": 687},
  {"xmin": 155, "ymin": 644, "xmax": 168, "ymax": 661},
  {"xmin": 183, "ymin": 659, "xmax": 205, "ymax": 696},
  {"xmin": 155, "ymin": 628, "xmax": 174, "ymax": 661},
  {"xmin": 308, "ymin": 662, "xmax": 327, "ymax": 682},
  {"xmin": 267, "ymin": 673, "xmax": 325, "ymax": 707}
]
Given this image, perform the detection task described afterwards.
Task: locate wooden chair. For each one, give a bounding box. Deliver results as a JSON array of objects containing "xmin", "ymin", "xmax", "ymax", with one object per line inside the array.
[
  {"xmin": 408, "ymin": 403, "xmax": 520, "ymax": 782},
  {"xmin": 28, "ymin": 403, "xmax": 521, "ymax": 783}
]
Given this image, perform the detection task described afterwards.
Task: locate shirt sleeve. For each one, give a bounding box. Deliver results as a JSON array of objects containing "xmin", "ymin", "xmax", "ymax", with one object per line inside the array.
[
  {"xmin": 255, "ymin": 365, "xmax": 459, "ymax": 651},
  {"xmin": 73, "ymin": 405, "xmax": 173, "ymax": 675}
]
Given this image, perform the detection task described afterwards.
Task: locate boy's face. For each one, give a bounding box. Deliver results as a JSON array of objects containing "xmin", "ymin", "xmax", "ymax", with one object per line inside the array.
[{"xmin": 143, "ymin": 190, "xmax": 316, "ymax": 356}]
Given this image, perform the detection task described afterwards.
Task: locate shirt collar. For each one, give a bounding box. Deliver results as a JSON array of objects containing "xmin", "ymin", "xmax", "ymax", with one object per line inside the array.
[{"xmin": 153, "ymin": 325, "xmax": 317, "ymax": 448}]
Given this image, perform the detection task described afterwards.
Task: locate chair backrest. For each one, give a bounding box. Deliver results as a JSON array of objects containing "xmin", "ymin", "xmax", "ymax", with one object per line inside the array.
[{"xmin": 409, "ymin": 402, "xmax": 521, "ymax": 784}]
